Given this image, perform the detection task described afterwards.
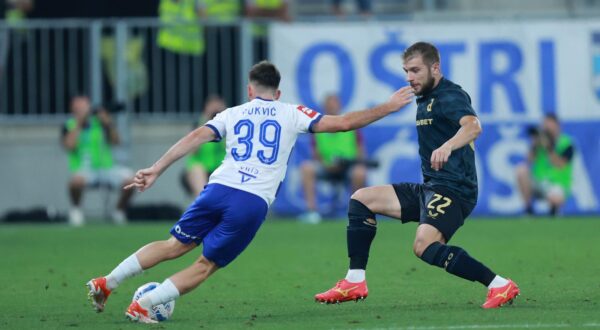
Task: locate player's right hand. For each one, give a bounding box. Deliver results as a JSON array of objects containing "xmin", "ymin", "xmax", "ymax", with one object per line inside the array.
[
  {"xmin": 124, "ymin": 167, "xmax": 159, "ymax": 192},
  {"xmin": 388, "ymin": 86, "xmax": 415, "ymax": 111}
]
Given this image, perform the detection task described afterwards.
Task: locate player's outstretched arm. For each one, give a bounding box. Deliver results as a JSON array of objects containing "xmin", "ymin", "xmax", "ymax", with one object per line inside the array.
[
  {"xmin": 311, "ymin": 86, "xmax": 414, "ymax": 133},
  {"xmin": 430, "ymin": 115, "xmax": 482, "ymax": 171},
  {"xmin": 124, "ymin": 126, "xmax": 216, "ymax": 192}
]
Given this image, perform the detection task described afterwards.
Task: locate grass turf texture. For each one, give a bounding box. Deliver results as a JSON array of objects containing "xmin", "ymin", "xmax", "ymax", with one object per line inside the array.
[{"xmin": 1, "ymin": 218, "xmax": 599, "ymax": 330}]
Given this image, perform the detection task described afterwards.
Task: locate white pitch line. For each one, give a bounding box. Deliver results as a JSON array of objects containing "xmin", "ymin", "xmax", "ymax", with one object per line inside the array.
[{"xmin": 352, "ymin": 323, "xmax": 600, "ymax": 330}]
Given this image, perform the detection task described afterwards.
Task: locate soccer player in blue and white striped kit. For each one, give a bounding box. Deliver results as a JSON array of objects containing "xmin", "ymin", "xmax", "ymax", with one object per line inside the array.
[{"xmin": 86, "ymin": 61, "xmax": 415, "ymax": 323}]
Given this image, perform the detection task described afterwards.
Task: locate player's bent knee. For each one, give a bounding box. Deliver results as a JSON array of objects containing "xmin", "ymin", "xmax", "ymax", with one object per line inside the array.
[
  {"xmin": 70, "ymin": 176, "xmax": 86, "ymax": 189},
  {"xmin": 192, "ymin": 256, "xmax": 218, "ymax": 279},
  {"xmin": 348, "ymin": 199, "xmax": 377, "ymax": 229},
  {"xmin": 417, "ymin": 241, "xmax": 442, "ymax": 261},
  {"xmin": 547, "ymin": 188, "xmax": 565, "ymax": 206},
  {"xmin": 413, "ymin": 237, "xmax": 434, "ymax": 258},
  {"xmin": 548, "ymin": 195, "xmax": 564, "ymax": 207},
  {"xmin": 350, "ymin": 188, "xmax": 370, "ymax": 205},
  {"xmin": 352, "ymin": 165, "xmax": 367, "ymax": 178}
]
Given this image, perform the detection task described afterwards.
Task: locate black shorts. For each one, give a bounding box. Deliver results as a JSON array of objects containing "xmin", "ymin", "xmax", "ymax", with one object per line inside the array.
[{"xmin": 392, "ymin": 183, "xmax": 476, "ymax": 241}]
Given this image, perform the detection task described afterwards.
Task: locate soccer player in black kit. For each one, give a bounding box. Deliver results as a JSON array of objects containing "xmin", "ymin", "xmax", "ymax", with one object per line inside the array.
[{"xmin": 315, "ymin": 42, "xmax": 520, "ymax": 309}]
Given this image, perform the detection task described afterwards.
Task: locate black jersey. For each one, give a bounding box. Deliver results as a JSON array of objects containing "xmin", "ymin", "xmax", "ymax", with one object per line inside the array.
[{"xmin": 415, "ymin": 78, "xmax": 478, "ymax": 204}]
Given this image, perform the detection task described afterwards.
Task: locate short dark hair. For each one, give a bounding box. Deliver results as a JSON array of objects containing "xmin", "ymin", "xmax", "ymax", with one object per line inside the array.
[
  {"xmin": 249, "ymin": 61, "xmax": 281, "ymax": 90},
  {"xmin": 403, "ymin": 42, "xmax": 440, "ymax": 66},
  {"xmin": 544, "ymin": 113, "xmax": 559, "ymax": 123}
]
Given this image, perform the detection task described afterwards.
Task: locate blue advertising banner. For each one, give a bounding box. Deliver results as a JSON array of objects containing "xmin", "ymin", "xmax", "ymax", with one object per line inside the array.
[
  {"xmin": 272, "ymin": 122, "xmax": 600, "ymax": 216},
  {"xmin": 270, "ymin": 20, "xmax": 600, "ymax": 216}
]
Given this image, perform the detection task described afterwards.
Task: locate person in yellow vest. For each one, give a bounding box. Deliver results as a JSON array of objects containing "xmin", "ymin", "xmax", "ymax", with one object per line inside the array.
[
  {"xmin": 2, "ymin": 0, "xmax": 34, "ymax": 81},
  {"xmin": 299, "ymin": 94, "xmax": 367, "ymax": 223},
  {"xmin": 245, "ymin": 0, "xmax": 290, "ymax": 25},
  {"xmin": 245, "ymin": 0, "xmax": 290, "ymax": 60},
  {"xmin": 5, "ymin": 0, "xmax": 33, "ymax": 24},
  {"xmin": 61, "ymin": 96, "xmax": 135, "ymax": 226},
  {"xmin": 516, "ymin": 113, "xmax": 575, "ymax": 216},
  {"xmin": 158, "ymin": 0, "xmax": 204, "ymax": 56},
  {"xmin": 182, "ymin": 95, "xmax": 227, "ymax": 197},
  {"xmin": 199, "ymin": 0, "xmax": 241, "ymax": 23}
]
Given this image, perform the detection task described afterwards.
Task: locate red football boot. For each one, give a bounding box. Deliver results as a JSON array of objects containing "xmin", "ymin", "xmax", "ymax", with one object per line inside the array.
[
  {"xmin": 482, "ymin": 279, "xmax": 520, "ymax": 309},
  {"xmin": 125, "ymin": 301, "xmax": 157, "ymax": 324},
  {"xmin": 86, "ymin": 277, "xmax": 112, "ymax": 312},
  {"xmin": 315, "ymin": 279, "xmax": 368, "ymax": 304}
]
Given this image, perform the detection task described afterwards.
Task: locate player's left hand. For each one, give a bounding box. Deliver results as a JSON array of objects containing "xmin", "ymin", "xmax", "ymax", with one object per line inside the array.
[
  {"xmin": 430, "ymin": 144, "xmax": 452, "ymax": 171},
  {"xmin": 124, "ymin": 167, "xmax": 159, "ymax": 192}
]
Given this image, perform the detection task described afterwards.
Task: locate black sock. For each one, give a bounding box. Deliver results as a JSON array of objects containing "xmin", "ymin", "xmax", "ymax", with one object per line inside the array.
[
  {"xmin": 420, "ymin": 242, "xmax": 496, "ymax": 286},
  {"xmin": 347, "ymin": 199, "xmax": 377, "ymax": 270}
]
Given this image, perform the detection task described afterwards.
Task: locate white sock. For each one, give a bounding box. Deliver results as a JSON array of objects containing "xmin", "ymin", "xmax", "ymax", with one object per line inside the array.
[
  {"xmin": 345, "ymin": 269, "xmax": 366, "ymax": 283},
  {"xmin": 138, "ymin": 279, "xmax": 180, "ymax": 310},
  {"xmin": 488, "ymin": 275, "xmax": 509, "ymax": 289},
  {"xmin": 105, "ymin": 254, "xmax": 143, "ymax": 290}
]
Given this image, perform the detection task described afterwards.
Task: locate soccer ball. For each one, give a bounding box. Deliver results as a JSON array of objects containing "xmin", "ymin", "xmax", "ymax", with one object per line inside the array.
[{"xmin": 132, "ymin": 282, "xmax": 175, "ymax": 322}]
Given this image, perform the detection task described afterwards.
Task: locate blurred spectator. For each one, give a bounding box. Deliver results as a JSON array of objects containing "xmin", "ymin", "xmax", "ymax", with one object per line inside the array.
[
  {"xmin": 156, "ymin": 0, "xmax": 209, "ymax": 115},
  {"xmin": 157, "ymin": 0, "xmax": 204, "ymax": 56},
  {"xmin": 5, "ymin": 0, "xmax": 33, "ymax": 22},
  {"xmin": 199, "ymin": 0, "xmax": 241, "ymax": 22},
  {"xmin": 61, "ymin": 96, "xmax": 135, "ymax": 226},
  {"xmin": 0, "ymin": 5, "xmax": 6, "ymax": 85},
  {"xmin": 516, "ymin": 114, "xmax": 575, "ymax": 216},
  {"xmin": 299, "ymin": 94, "xmax": 367, "ymax": 223},
  {"xmin": 244, "ymin": 0, "xmax": 290, "ymax": 61},
  {"xmin": 181, "ymin": 95, "xmax": 227, "ymax": 197},
  {"xmin": 2, "ymin": 0, "xmax": 34, "ymax": 84},
  {"xmin": 245, "ymin": 0, "xmax": 290, "ymax": 22},
  {"xmin": 101, "ymin": 36, "xmax": 149, "ymax": 101},
  {"xmin": 332, "ymin": 0, "xmax": 372, "ymax": 17}
]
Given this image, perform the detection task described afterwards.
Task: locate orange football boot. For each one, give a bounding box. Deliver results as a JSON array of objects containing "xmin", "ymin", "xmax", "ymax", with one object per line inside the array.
[
  {"xmin": 125, "ymin": 301, "xmax": 157, "ymax": 324},
  {"xmin": 315, "ymin": 279, "xmax": 368, "ymax": 304},
  {"xmin": 482, "ymin": 279, "xmax": 520, "ymax": 309},
  {"xmin": 86, "ymin": 277, "xmax": 112, "ymax": 312}
]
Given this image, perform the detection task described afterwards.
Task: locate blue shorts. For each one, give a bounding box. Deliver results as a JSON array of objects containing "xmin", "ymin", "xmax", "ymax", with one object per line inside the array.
[{"xmin": 170, "ymin": 183, "xmax": 268, "ymax": 267}]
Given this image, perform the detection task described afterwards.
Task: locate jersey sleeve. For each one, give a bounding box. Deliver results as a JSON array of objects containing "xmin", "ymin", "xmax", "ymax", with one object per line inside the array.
[
  {"xmin": 293, "ymin": 104, "xmax": 322, "ymax": 133},
  {"xmin": 204, "ymin": 109, "xmax": 229, "ymax": 142},
  {"xmin": 441, "ymin": 91, "xmax": 477, "ymax": 124}
]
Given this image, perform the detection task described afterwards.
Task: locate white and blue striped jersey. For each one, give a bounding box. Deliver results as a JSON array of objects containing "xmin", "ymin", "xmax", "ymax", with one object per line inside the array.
[{"xmin": 204, "ymin": 97, "xmax": 322, "ymax": 205}]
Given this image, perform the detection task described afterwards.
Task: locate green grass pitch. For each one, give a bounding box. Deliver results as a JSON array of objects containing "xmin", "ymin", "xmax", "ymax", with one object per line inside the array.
[{"xmin": 1, "ymin": 217, "xmax": 599, "ymax": 329}]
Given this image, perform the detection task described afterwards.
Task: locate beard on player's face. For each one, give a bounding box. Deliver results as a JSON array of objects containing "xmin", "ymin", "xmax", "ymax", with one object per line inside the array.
[{"xmin": 413, "ymin": 68, "xmax": 435, "ymax": 96}]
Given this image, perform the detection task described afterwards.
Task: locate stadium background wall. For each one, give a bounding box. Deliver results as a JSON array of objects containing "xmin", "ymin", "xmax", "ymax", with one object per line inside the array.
[{"xmin": 1, "ymin": 19, "xmax": 599, "ymax": 217}]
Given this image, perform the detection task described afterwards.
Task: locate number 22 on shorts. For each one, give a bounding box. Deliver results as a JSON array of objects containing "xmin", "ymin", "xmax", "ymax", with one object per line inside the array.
[{"xmin": 427, "ymin": 193, "xmax": 452, "ymax": 218}]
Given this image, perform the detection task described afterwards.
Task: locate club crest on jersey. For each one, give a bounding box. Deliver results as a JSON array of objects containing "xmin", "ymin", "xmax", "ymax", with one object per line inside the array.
[
  {"xmin": 427, "ymin": 98, "xmax": 435, "ymax": 112},
  {"xmin": 238, "ymin": 170, "xmax": 257, "ymax": 183},
  {"xmin": 296, "ymin": 105, "xmax": 318, "ymax": 118}
]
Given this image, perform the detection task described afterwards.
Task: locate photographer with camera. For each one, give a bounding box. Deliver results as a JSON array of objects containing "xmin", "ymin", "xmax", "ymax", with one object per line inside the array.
[
  {"xmin": 61, "ymin": 95, "xmax": 135, "ymax": 226},
  {"xmin": 299, "ymin": 94, "xmax": 369, "ymax": 223},
  {"xmin": 516, "ymin": 113, "xmax": 575, "ymax": 216}
]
